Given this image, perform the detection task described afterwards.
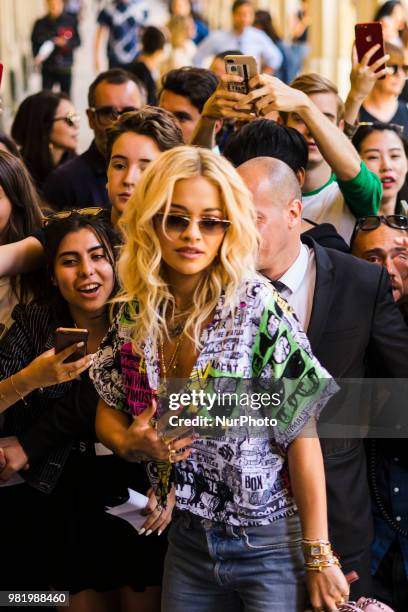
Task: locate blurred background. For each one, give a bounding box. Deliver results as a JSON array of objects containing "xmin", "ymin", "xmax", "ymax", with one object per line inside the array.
[{"xmin": 1, "ymin": 0, "xmax": 406, "ymax": 150}]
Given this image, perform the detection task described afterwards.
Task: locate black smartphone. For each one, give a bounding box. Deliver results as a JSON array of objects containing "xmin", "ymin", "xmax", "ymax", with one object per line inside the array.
[{"xmin": 55, "ymin": 327, "xmax": 89, "ymax": 363}]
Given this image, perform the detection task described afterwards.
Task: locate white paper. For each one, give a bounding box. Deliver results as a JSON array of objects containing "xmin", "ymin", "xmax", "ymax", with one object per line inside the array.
[
  {"xmin": 35, "ymin": 40, "xmax": 55, "ymax": 62},
  {"xmin": 106, "ymin": 488, "xmax": 149, "ymax": 531}
]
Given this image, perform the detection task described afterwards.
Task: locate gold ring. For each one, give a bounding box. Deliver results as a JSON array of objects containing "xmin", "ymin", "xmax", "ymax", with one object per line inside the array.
[{"xmin": 68, "ymin": 371, "xmax": 73, "ymax": 378}]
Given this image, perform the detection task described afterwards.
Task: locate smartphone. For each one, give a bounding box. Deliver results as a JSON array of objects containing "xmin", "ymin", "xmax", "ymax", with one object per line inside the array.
[
  {"xmin": 224, "ymin": 55, "xmax": 258, "ymax": 94},
  {"xmin": 355, "ymin": 23, "xmax": 385, "ymax": 77},
  {"xmin": 0, "ymin": 63, "xmax": 3, "ymax": 88},
  {"xmin": 55, "ymin": 327, "xmax": 89, "ymax": 363}
]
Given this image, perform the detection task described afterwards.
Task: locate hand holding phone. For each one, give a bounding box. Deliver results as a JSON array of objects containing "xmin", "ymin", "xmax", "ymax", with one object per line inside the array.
[
  {"xmin": 355, "ymin": 23, "xmax": 387, "ymax": 78},
  {"xmin": 55, "ymin": 327, "xmax": 89, "ymax": 363},
  {"xmin": 224, "ymin": 55, "xmax": 258, "ymax": 95},
  {"xmin": 22, "ymin": 331, "xmax": 92, "ymax": 392}
]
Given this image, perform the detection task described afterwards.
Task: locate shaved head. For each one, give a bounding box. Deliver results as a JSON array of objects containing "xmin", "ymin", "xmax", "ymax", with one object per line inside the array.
[
  {"xmin": 237, "ymin": 156, "xmax": 302, "ymax": 280},
  {"xmin": 238, "ymin": 157, "xmax": 301, "ymax": 205}
]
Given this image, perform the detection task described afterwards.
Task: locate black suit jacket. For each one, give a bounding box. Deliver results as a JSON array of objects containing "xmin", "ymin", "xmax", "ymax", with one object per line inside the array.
[{"xmin": 302, "ymin": 235, "xmax": 408, "ymax": 560}]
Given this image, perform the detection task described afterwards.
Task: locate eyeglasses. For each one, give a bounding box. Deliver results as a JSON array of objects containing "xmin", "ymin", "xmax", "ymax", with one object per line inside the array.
[
  {"xmin": 357, "ymin": 121, "xmax": 405, "ymax": 135},
  {"xmin": 388, "ymin": 64, "xmax": 408, "ymax": 77},
  {"xmin": 52, "ymin": 112, "xmax": 80, "ymax": 127},
  {"xmin": 355, "ymin": 215, "xmax": 408, "ymax": 232},
  {"xmin": 43, "ymin": 207, "xmax": 106, "ymax": 226},
  {"xmin": 154, "ymin": 213, "xmax": 232, "ymax": 235},
  {"xmin": 89, "ymin": 106, "xmax": 138, "ymax": 125}
]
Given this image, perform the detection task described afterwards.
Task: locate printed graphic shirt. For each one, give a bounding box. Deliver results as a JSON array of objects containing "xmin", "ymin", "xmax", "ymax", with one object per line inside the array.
[
  {"xmin": 97, "ymin": 1, "xmax": 149, "ymax": 66},
  {"xmin": 91, "ymin": 277, "xmax": 335, "ymax": 526}
]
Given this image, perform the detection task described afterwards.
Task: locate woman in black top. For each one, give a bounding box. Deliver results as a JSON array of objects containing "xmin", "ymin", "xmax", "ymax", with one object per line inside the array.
[
  {"xmin": 11, "ymin": 91, "xmax": 78, "ymax": 197},
  {"xmin": 0, "ymin": 211, "xmax": 167, "ymax": 612}
]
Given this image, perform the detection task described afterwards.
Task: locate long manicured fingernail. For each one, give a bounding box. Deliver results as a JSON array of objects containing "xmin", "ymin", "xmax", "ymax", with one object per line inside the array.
[
  {"xmin": 77, "ymin": 341, "xmax": 85, "ymax": 347},
  {"xmin": 138, "ymin": 528, "xmax": 145, "ymax": 535},
  {"xmin": 145, "ymin": 529, "xmax": 152, "ymax": 536},
  {"xmin": 158, "ymin": 530, "xmax": 162, "ymax": 536}
]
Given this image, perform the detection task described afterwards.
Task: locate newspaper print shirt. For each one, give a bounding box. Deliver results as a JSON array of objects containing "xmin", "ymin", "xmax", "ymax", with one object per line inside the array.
[{"xmin": 91, "ymin": 276, "xmax": 336, "ymax": 526}]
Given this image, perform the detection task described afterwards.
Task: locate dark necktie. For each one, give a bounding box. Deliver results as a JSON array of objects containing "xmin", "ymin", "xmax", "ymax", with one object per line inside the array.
[{"xmin": 271, "ymin": 280, "xmax": 287, "ymax": 294}]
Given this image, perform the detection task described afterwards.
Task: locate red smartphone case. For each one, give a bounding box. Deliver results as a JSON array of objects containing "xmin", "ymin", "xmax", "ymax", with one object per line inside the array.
[{"xmin": 355, "ymin": 23, "xmax": 385, "ymax": 75}]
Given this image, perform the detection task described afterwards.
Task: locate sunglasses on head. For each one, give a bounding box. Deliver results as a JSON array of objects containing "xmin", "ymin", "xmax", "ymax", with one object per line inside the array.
[
  {"xmin": 354, "ymin": 215, "xmax": 408, "ymax": 232},
  {"xmin": 357, "ymin": 121, "xmax": 405, "ymax": 135},
  {"xmin": 43, "ymin": 207, "xmax": 107, "ymax": 226},
  {"xmin": 52, "ymin": 111, "xmax": 80, "ymax": 127},
  {"xmin": 154, "ymin": 213, "xmax": 232, "ymax": 235},
  {"xmin": 89, "ymin": 105, "xmax": 138, "ymax": 125}
]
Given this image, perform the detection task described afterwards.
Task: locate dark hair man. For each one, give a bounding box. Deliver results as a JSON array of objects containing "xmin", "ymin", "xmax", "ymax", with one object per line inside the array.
[
  {"xmin": 351, "ymin": 215, "xmax": 408, "ymax": 301},
  {"xmin": 125, "ymin": 26, "xmax": 166, "ymax": 105},
  {"xmin": 43, "ymin": 68, "xmax": 145, "ymax": 210},
  {"xmin": 31, "ymin": 0, "xmax": 80, "ymax": 96},
  {"xmin": 159, "ymin": 67, "xmax": 220, "ymax": 145}
]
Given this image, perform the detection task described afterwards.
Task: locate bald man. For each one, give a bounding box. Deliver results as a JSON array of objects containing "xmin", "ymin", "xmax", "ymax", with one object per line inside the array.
[{"xmin": 238, "ymin": 157, "xmax": 408, "ymax": 600}]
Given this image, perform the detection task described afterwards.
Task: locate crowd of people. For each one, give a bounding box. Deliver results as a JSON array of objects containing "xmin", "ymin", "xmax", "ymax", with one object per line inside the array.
[{"xmin": 0, "ymin": 0, "xmax": 408, "ymax": 611}]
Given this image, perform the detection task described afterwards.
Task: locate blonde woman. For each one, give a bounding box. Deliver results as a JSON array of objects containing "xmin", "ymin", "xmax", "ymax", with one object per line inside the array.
[
  {"xmin": 162, "ymin": 15, "xmax": 197, "ymax": 73},
  {"xmin": 91, "ymin": 146, "xmax": 349, "ymax": 612}
]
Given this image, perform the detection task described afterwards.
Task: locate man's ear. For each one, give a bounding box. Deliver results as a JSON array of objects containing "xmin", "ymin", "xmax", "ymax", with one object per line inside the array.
[
  {"xmin": 288, "ymin": 198, "xmax": 303, "ymax": 227},
  {"xmin": 214, "ymin": 119, "xmax": 223, "ymax": 135},
  {"xmin": 296, "ymin": 167, "xmax": 306, "ymax": 188}
]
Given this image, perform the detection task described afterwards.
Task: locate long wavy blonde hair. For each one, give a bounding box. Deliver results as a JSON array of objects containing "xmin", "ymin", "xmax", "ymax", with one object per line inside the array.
[{"xmin": 117, "ymin": 146, "xmax": 259, "ymax": 350}]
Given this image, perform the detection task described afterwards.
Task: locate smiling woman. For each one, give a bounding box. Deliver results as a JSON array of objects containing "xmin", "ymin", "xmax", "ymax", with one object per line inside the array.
[
  {"xmin": 0, "ymin": 211, "xmax": 168, "ymax": 609},
  {"xmin": 353, "ymin": 122, "xmax": 408, "ymax": 215}
]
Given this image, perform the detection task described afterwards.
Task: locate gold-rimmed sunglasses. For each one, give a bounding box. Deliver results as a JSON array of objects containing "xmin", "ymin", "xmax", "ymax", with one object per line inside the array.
[{"xmin": 43, "ymin": 207, "xmax": 106, "ymax": 226}]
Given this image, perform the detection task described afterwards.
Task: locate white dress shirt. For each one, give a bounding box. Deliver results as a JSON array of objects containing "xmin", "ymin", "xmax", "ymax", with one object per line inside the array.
[{"xmin": 276, "ymin": 243, "xmax": 316, "ymax": 331}]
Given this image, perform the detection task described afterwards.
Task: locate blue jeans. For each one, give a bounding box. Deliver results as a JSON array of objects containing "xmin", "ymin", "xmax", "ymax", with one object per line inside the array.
[{"xmin": 162, "ymin": 511, "xmax": 307, "ymax": 612}]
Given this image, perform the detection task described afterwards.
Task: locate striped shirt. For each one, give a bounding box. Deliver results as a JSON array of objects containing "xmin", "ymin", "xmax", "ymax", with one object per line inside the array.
[{"xmin": 0, "ymin": 303, "xmax": 89, "ymax": 492}]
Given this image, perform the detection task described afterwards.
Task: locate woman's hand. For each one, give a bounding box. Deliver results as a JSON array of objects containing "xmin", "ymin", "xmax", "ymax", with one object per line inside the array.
[
  {"xmin": 21, "ymin": 343, "xmax": 94, "ymax": 391},
  {"xmin": 120, "ymin": 401, "xmax": 197, "ymax": 463},
  {"xmin": 349, "ymin": 43, "xmax": 390, "ymax": 103},
  {"xmin": 0, "ymin": 436, "xmax": 29, "ymax": 482},
  {"xmin": 306, "ymin": 564, "xmax": 350, "ymax": 611},
  {"xmin": 139, "ymin": 486, "xmax": 176, "ymax": 536}
]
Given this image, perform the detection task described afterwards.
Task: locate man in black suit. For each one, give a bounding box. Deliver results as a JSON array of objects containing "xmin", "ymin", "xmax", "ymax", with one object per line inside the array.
[{"xmin": 238, "ymin": 156, "xmax": 408, "ymax": 598}]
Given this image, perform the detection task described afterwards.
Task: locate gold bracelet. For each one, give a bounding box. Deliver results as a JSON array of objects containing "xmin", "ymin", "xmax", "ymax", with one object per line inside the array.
[
  {"xmin": 302, "ymin": 540, "xmax": 332, "ymax": 557},
  {"xmin": 10, "ymin": 374, "xmax": 28, "ymax": 406},
  {"xmin": 305, "ymin": 556, "xmax": 341, "ymax": 572}
]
